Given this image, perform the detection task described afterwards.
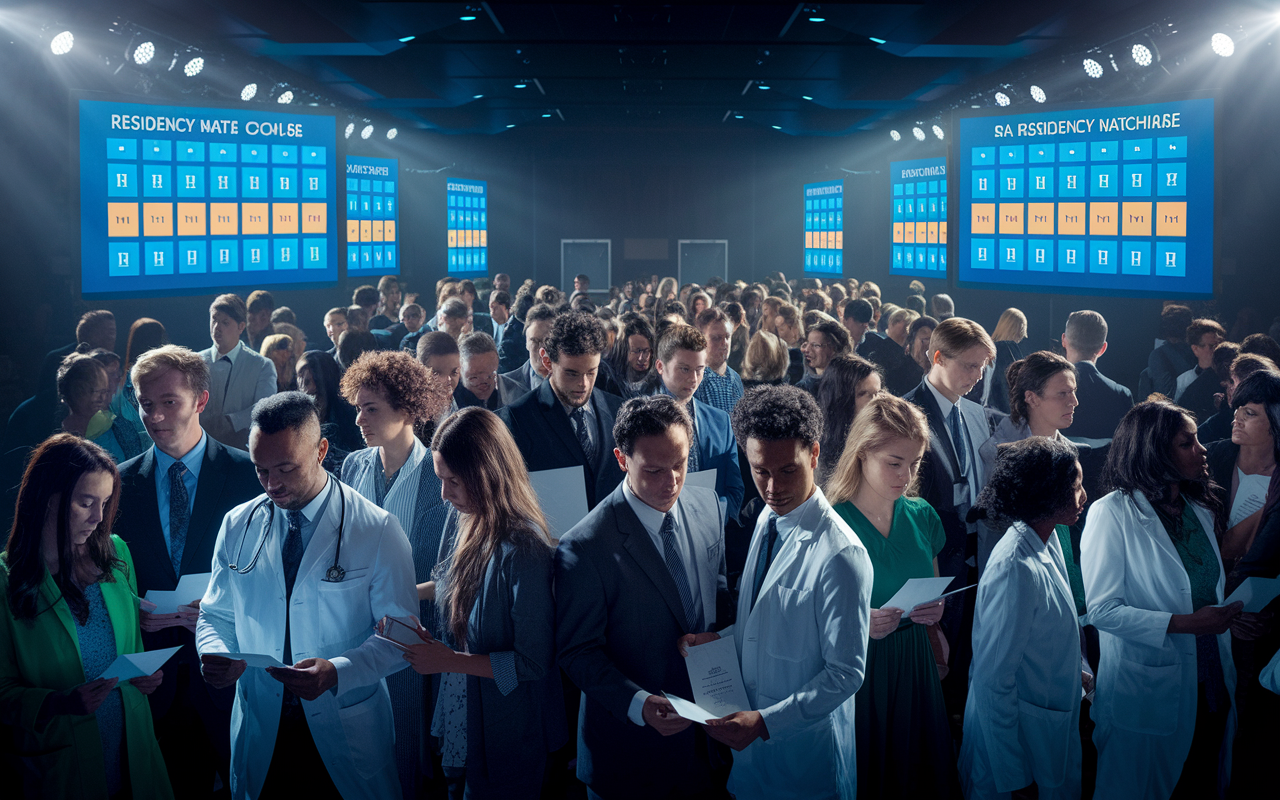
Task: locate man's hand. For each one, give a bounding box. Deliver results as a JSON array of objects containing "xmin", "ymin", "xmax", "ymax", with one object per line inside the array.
[
  {"xmin": 200, "ymin": 654, "xmax": 247, "ymax": 689},
  {"xmin": 705, "ymin": 710, "xmax": 769, "ymax": 751},
  {"xmin": 869, "ymin": 607, "xmax": 904, "ymax": 639},
  {"xmin": 641, "ymin": 694, "xmax": 692, "ymax": 736},
  {"xmin": 677, "ymin": 631, "xmax": 721, "ymax": 657},
  {"xmin": 1231, "ymin": 610, "xmax": 1272, "ymax": 641},
  {"xmin": 130, "ymin": 669, "xmax": 164, "ymax": 695},
  {"xmin": 266, "ymin": 658, "xmax": 338, "ymax": 701},
  {"xmin": 176, "ymin": 600, "xmax": 201, "ymax": 634},
  {"xmin": 139, "ymin": 609, "xmax": 186, "ymax": 633},
  {"xmin": 908, "ymin": 600, "xmax": 945, "ymax": 627}
]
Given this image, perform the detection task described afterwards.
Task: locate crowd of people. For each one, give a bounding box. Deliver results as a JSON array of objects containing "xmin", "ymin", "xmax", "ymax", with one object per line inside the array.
[{"xmin": 3, "ymin": 269, "xmax": 1280, "ymax": 800}]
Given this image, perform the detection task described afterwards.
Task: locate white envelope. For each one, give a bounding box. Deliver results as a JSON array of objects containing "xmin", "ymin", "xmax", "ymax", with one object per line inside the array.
[
  {"xmin": 99, "ymin": 645, "xmax": 182, "ymax": 681},
  {"xmin": 881, "ymin": 577, "xmax": 961, "ymax": 613},
  {"xmin": 528, "ymin": 465, "xmax": 590, "ymax": 539},
  {"xmin": 144, "ymin": 572, "xmax": 212, "ymax": 614}
]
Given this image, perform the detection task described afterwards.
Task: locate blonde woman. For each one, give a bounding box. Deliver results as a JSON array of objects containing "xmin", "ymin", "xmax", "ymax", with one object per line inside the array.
[
  {"xmin": 826, "ymin": 394, "xmax": 956, "ymax": 799},
  {"xmin": 398, "ymin": 407, "xmax": 565, "ymax": 799},
  {"xmin": 988, "ymin": 308, "xmax": 1028, "ymax": 414},
  {"xmin": 740, "ymin": 329, "xmax": 790, "ymax": 390}
]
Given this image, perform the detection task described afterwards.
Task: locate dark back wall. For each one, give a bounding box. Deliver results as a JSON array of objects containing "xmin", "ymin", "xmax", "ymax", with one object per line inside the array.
[{"xmin": 4, "ymin": 39, "xmax": 1278, "ymax": 422}]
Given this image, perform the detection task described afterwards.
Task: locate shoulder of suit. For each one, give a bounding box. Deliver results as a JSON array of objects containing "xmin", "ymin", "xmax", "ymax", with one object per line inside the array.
[{"xmin": 117, "ymin": 448, "xmax": 148, "ymax": 477}]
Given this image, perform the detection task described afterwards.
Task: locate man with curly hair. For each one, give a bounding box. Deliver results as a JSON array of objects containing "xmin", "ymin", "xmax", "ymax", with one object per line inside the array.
[
  {"xmin": 498, "ymin": 311, "xmax": 625, "ymax": 510},
  {"xmin": 681, "ymin": 384, "xmax": 872, "ymax": 800}
]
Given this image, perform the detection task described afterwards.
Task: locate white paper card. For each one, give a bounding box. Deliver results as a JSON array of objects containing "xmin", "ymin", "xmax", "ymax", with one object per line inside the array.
[
  {"xmin": 684, "ymin": 469, "xmax": 718, "ymax": 491},
  {"xmin": 99, "ymin": 645, "xmax": 182, "ymax": 681},
  {"xmin": 663, "ymin": 691, "xmax": 720, "ymax": 725},
  {"xmin": 1222, "ymin": 576, "xmax": 1280, "ymax": 614},
  {"xmin": 881, "ymin": 577, "xmax": 958, "ymax": 612},
  {"xmin": 216, "ymin": 652, "xmax": 289, "ymax": 669},
  {"xmin": 144, "ymin": 573, "xmax": 212, "ymax": 614},
  {"xmin": 684, "ymin": 635, "xmax": 751, "ymax": 717},
  {"xmin": 528, "ymin": 466, "xmax": 590, "ymax": 539}
]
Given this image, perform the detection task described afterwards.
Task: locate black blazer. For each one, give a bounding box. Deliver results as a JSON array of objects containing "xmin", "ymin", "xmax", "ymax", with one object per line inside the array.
[
  {"xmin": 496, "ymin": 317, "xmax": 526, "ymax": 373},
  {"xmin": 987, "ymin": 340, "xmax": 1026, "ymax": 414},
  {"xmin": 555, "ymin": 484, "xmax": 729, "ymax": 799},
  {"xmin": 1178, "ymin": 367, "xmax": 1221, "ymax": 424},
  {"xmin": 497, "ymin": 381, "xmax": 625, "ymax": 510},
  {"xmin": 1067, "ymin": 360, "xmax": 1134, "ymax": 441}
]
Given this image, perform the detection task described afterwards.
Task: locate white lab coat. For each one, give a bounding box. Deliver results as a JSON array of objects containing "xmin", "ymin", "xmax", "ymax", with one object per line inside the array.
[
  {"xmin": 196, "ymin": 480, "xmax": 419, "ymax": 800},
  {"xmin": 716, "ymin": 487, "xmax": 872, "ymax": 800},
  {"xmin": 959, "ymin": 522, "xmax": 1083, "ymax": 800},
  {"xmin": 1262, "ymin": 648, "xmax": 1280, "ymax": 695},
  {"xmin": 1081, "ymin": 489, "xmax": 1236, "ymax": 800}
]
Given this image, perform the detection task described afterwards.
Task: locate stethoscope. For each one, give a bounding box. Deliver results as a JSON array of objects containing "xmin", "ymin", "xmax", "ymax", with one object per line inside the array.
[{"xmin": 229, "ymin": 480, "xmax": 347, "ymax": 583}]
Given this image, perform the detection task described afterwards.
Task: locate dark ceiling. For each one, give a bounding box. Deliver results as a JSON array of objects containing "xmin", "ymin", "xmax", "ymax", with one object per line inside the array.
[{"xmin": 39, "ymin": 1, "xmax": 1239, "ymax": 136}]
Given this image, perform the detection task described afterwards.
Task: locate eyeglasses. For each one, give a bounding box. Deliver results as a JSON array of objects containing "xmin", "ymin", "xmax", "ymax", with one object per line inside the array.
[{"xmin": 464, "ymin": 371, "xmax": 498, "ymax": 387}]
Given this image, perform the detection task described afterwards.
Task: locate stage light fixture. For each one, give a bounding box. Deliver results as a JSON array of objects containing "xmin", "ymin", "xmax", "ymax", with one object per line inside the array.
[
  {"xmin": 869, "ymin": 37, "xmax": 886, "ymax": 44},
  {"xmin": 932, "ymin": 124, "xmax": 945, "ymax": 140},
  {"xmin": 398, "ymin": 36, "xmax": 416, "ymax": 43},
  {"xmin": 1212, "ymin": 33, "xmax": 1235, "ymax": 57},
  {"xmin": 758, "ymin": 84, "xmax": 771, "ymax": 90},
  {"xmin": 50, "ymin": 31, "xmax": 74, "ymax": 55},
  {"xmin": 473, "ymin": 94, "xmax": 484, "ymax": 99},
  {"xmin": 912, "ymin": 127, "xmax": 925, "ymax": 141},
  {"xmin": 889, "ymin": 129, "xmax": 901, "ymax": 141},
  {"xmin": 514, "ymin": 82, "xmax": 527, "ymax": 89},
  {"xmin": 1132, "ymin": 43, "xmax": 1153, "ymax": 66},
  {"xmin": 506, "ymin": 124, "xmax": 516, "ymax": 128},
  {"xmin": 277, "ymin": 90, "xmax": 294, "ymax": 104},
  {"xmin": 345, "ymin": 122, "xmax": 355, "ymax": 139},
  {"xmin": 241, "ymin": 83, "xmax": 257, "ymax": 101},
  {"xmin": 802, "ymin": 95, "xmax": 813, "ymax": 100},
  {"xmin": 460, "ymin": 15, "xmax": 477, "ymax": 21},
  {"xmin": 133, "ymin": 41, "xmax": 155, "ymax": 65},
  {"xmin": 995, "ymin": 92, "xmax": 1011, "ymax": 106},
  {"xmin": 183, "ymin": 57, "xmax": 204, "ymax": 77},
  {"xmin": 361, "ymin": 124, "xmax": 374, "ymax": 139},
  {"xmin": 772, "ymin": 125, "xmax": 782, "ymax": 130},
  {"xmin": 735, "ymin": 114, "xmax": 744, "ymax": 119},
  {"xmin": 386, "ymin": 128, "xmax": 398, "ymax": 139},
  {"xmin": 1030, "ymin": 85, "xmax": 1046, "ymax": 103},
  {"xmin": 542, "ymin": 113, "xmax": 552, "ymax": 118},
  {"xmin": 1083, "ymin": 58, "xmax": 1104, "ymax": 78}
]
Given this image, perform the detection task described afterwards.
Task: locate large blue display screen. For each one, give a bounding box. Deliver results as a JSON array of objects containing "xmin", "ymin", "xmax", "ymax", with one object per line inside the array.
[
  {"xmin": 345, "ymin": 156, "xmax": 398, "ymax": 276},
  {"xmin": 956, "ymin": 98, "xmax": 1214, "ymax": 297},
  {"xmin": 891, "ymin": 157, "xmax": 947, "ymax": 277},
  {"xmin": 447, "ymin": 178, "xmax": 487, "ymax": 275},
  {"xmin": 79, "ymin": 98, "xmax": 337, "ymax": 296},
  {"xmin": 804, "ymin": 180, "xmax": 843, "ymax": 276}
]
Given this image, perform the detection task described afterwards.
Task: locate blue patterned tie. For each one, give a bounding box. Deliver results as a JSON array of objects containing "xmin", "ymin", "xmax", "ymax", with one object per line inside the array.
[
  {"xmin": 750, "ymin": 516, "xmax": 780, "ymax": 612},
  {"xmin": 572, "ymin": 407, "xmax": 596, "ymax": 463},
  {"xmin": 167, "ymin": 461, "xmax": 189, "ymax": 576},
  {"xmin": 948, "ymin": 405, "xmax": 970, "ymax": 478},
  {"xmin": 660, "ymin": 512, "xmax": 702, "ymax": 633},
  {"xmin": 686, "ymin": 403, "xmax": 701, "ymax": 473},
  {"xmin": 282, "ymin": 509, "xmax": 305, "ymax": 596}
]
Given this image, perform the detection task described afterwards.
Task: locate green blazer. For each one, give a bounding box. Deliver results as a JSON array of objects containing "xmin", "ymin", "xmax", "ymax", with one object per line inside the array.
[{"xmin": 0, "ymin": 535, "xmax": 174, "ymax": 799}]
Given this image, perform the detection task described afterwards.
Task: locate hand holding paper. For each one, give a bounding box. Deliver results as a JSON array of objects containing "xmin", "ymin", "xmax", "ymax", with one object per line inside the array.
[
  {"xmin": 680, "ymin": 635, "xmax": 750, "ymax": 719},
  {"xmin": 881, "ymin": 577, "xmax": 961, "ymax": 613},
  {"xmin": 144, "ymin": 573, "xmax": 212, "ymax": 614}
]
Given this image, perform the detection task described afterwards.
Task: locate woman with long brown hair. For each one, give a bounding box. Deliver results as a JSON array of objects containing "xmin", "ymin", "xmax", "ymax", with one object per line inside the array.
[
  {"xmin": 0, "ymin": 434, "xmax": 171, "ymax": 798},
  {"xmin": 397, "ymin": 407, "xmax": 564, "ymax": 799}
]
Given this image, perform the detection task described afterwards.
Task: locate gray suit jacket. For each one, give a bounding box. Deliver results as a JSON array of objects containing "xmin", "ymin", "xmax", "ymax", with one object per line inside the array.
[
  {"xmin": 199, "ymin": 344, "xmax": 277, "ymax": 449},
  {"xmin": 555, "ymin": 483, "xmax": 728, "ymax": 798}
]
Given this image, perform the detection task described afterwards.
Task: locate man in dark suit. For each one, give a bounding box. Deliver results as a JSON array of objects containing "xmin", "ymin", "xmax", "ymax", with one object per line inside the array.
[
  {"xmin": 35, "ymin": 309, "xmax": 117, "ymax": 397},
  {"xmin": 1061, "ymin": 310, "xmax": 1134, "ymax": 441},
  {"xmin": 489, "ymin": 289, "xmax": 525, "ymax": 372},
  {"xmin": 498, "ymin": 311, "xmax": 625, "ymax": 510},
  {"xmin": 322, "ymin": 306, "xmax": 348, "ymax": 358},
  {"xmin": 499, "ymin": 302, "xmax": 557, "ymax": 397},
  {"xmin": 556, "ymin": 395, "xmax": 730, "ymax": 800},
  {"xmin": 115, "ymin": 345, "xmax": 260, "ymax": 799}
]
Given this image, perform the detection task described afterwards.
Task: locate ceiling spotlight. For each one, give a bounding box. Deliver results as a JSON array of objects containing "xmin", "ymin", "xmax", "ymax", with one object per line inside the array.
[
  {"xmin": 50, "ymin": 31, "xmax": 74, "ymax": 56},
  {"xmin": 183, "ymin": 56, "xmax": 204, "ymax": 77},
  {"xmin": 133, "ymin": 41, "xmax": 155, "ymax": 65},
  {"xmin": 1132, "ymin": 43, "xmax": 1153, "ymax": 66},
  {"xmin": 994, "ymin": 92, "xmax": 1011, "ymax": 106},
  {"xmin": 771, "ymin": 125, "xmax": 782, "ymax": 130},
  {"xmin": 869, "ymin": 37, "xmax": 886, "ymax": 44},
  {"xmin": 460, "ymin": 15, "xmax": 477, "ymax": 21},
  {"xmin": 542, "ymin": 113, "xmax": 552, "ymax": 118},
  {"xmin": 1083, "ymin": 58, "xmax": 1104, "ymax": 78},
  {"xmin": 277, "ymin": 90, "xmax": 294, "ymax": 104},
  {"xmin": 473, "ymin": 94, "xmax": 484, "ymax": 99},
  {"xmin": 514, "ymin": 82, "xmax": 527, "ymax": 89},
  {"xmin": 398, "ymin": 36, "xmax": 416, "ymax": 43},
  {"xmin": 361, "ymin": 124, "xmax": 374, "ymax": 139},
  {"xmin": 240, "ymin": 83, "xmax": 257, "ymax": 101},
  {"xmin": 932, "ymin": 124, "xmax": 945, "ymax": 140},
  {"xmin": 889, "ymin": 129, "xmax": 901, "ymax": 141},
  {"xmin": 912, "ymin": 127, "xmax": 926, "ymax": 141},
  {"xmin": 758, "ymin": 84, "xmax": 771, "ymax": 90},
  {"xmin": 734, "ymin": 114, "xmax": 744, "ymax": 119},
  {"xmin": 802, "ymin": 95, "xmax": 813, "ymax": 100},
  {"xmin": 506, "ymin": 124, "xmax": 516, "ymax": 128},
  {"xmin": 386, "ymin": 128, "xmax": 398, "ymax": 139},
  {"xmin": 1211, "ymin": 33, "xmax": 1235, "ymax": 57},
  {"xmin": 344, "ymin": 122, "xmax": 355, "ymax": 139},
  {"xmin": 808, "ymin": 17, "xmax": 825, "ymax": 23},
  {"xmin": 1030, "ymin": 85, "xmax": 1046, "ymax": 103}
]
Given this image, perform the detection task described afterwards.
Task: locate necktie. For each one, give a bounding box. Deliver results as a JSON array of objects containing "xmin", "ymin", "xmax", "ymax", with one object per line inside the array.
[
  {"xmin": 948, "ymin": 405, "xmax": 970, "ymax": 478},
  {"xmin": 750, "ymin": 516, "xmax": 780, "ymax": 612},
  {"xmin": 660, "ymin": 512, "xmax": 701, "ymax": 632},
  {"xmin": 572, "ymin": 407, "xmax": 596, "ymax": 463},
  {"xmin": 282, "ymin": 509, "xmax": 305, "ymax": 597},
  {"xmin": 686, "ymin": 403, "xmax": 701, "ymax": 472},
  {"xmin": 168, "ymin": 461, "xmax": 189, "ymax": 576}
]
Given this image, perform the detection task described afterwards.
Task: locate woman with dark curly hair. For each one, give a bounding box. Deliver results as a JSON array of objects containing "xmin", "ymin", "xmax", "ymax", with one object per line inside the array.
[
  {"xmin": 826, "ymin": 394, "xmax": 957, "ymax": 799},
  {"xmin": 960, "ymin": 436, "xmax": 1088, "ymax": 800},
  {"xmin": 1082, "ymin": 400, "xmax": 1253, "ymax": 799},
  {"xmin": 337, "ymin": 350, "xmax": 454, "ymax": 800},
  {"xmin": 0, "ymin": 434, "xmax": 171, "ymax": 799}
]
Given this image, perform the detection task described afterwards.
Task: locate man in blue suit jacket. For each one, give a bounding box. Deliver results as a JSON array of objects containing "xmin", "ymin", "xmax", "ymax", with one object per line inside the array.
[
  {"xmin": 556, "ymin": 395, "xmax": 731, "ymax": 800},
  {"xmin": 114, "ymin": 345, "xmax": 261, "ymax": 799},
  {"xmin": 497, "ymin": 311, "xmax": 625, "ymax": 510},
  {"xmin": 1061, "ymin": 310, "xmax": 1134, "ymax": 441},
  {"xmin": 655, "ymin": 324, "xmax": 744, "ymax": 523}
]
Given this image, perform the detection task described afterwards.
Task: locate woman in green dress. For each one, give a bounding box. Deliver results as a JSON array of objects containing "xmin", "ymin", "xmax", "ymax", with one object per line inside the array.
[{"xmin": 826, "ymin": 393, "xmax": 958, "ymax": 799}]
